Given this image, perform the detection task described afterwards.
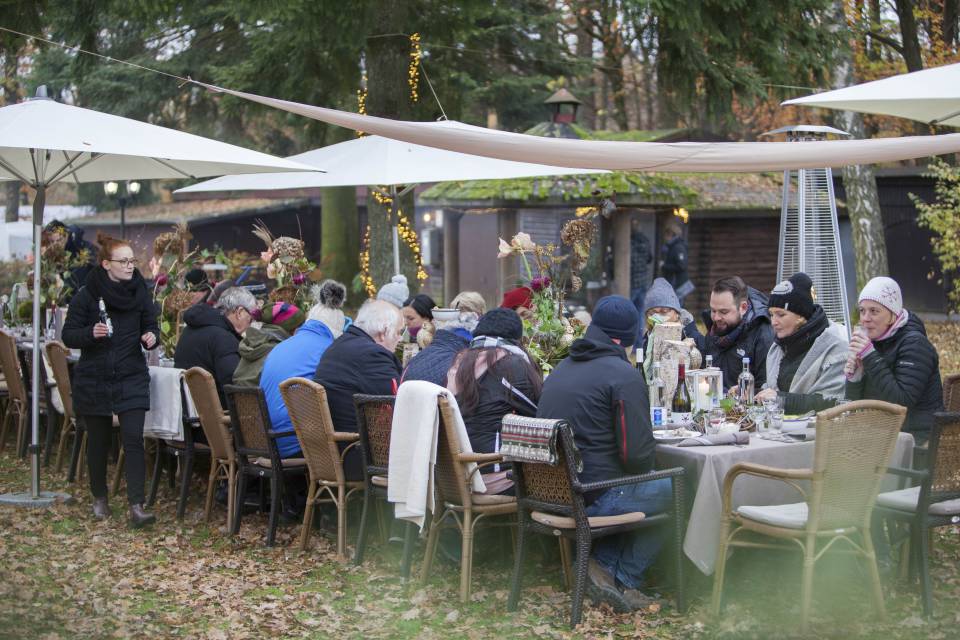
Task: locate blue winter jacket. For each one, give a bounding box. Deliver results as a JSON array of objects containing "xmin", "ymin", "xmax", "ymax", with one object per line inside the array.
[{"xmin": 260, "ymin": 319, "xmax": 337, "ymax": 457}]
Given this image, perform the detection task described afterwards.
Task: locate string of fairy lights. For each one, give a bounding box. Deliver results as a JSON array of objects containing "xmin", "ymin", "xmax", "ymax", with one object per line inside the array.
[{"xmin": 357, "ymin": 33, "xmax": 428, "ymax": 295}]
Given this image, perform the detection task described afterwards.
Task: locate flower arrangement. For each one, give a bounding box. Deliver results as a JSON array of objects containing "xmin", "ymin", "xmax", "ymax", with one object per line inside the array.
[
  {"xmin": 149, "ymin": 223, "xmax": 198, "ymax": 357},
  {"xmin": 252, "ymin": 220, "xmax": 316, "ymax": 306},
  {"xmin": 30, "ymin": 225, "xmax": 91, "ymax": 310},
  {"xmin": 496, "ymin": 218, "xmax": 596, "ymax": 372}
]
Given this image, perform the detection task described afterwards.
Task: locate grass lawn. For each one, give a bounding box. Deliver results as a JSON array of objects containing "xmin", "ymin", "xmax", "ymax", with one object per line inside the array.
[{"xmin": 1, "ymin": 322, "xmax": 958, "ymax": 639}]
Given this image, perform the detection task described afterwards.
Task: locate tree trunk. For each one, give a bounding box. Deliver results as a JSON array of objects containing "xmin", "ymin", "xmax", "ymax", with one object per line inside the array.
[
  {"xmin": 895, "ymin": 0, "xmax": 924, "ymax": 72},
  {"xmin": 868, "ymin": 0, "xmax": 882, "ymax": 60},
  {"xmin": 574, "ymin": 21, "xmax": 596, "ymax": 130},
  {"xmin": 945, "ymin": 0, "xmax": 959, "ymax": 49},
  {"xmin": 365, "ymin": 0, "xmax": 419, "ymax": 292},
  {"xmin": 3, "ymin": 49, "xmax": 21, "ymax": 222},
  {"xmin": 832, "ymin": 0, "xmax": 890, "ymax": 290}
]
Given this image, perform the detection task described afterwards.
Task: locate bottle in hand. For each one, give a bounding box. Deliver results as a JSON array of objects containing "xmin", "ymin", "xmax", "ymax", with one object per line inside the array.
[
  {"xmin": 649, "ymin": 361, "xmax": 666, "ymax": 428},
  {"xmin": 98, "ymin": 297, "xmax": 114, "ymax": 338},
  {"xmin": 738, "ymin": 356, "xmax": 754, "ymax": 404},
  {"xmin": 670, "ymin": 362, "xmax": 692, "ymax": 425}
]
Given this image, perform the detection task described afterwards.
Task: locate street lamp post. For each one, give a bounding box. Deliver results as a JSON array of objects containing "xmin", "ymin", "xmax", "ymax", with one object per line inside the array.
[{"xmin": 103, "ymin": 180, "xmax": 141, "ymax": 239}]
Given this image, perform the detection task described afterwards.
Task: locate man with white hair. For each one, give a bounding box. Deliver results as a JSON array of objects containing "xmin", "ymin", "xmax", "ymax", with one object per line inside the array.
[
  {"xmin": 402, "ymin": 308, "xmax": 478, "ymax": 386},
  {"xmin": 175, "ymin": 286, "xmax": 258, "ymax": 401},
  {"xmin": 313, "ymin": 299, "xmax": 404, "ymax": 480}
]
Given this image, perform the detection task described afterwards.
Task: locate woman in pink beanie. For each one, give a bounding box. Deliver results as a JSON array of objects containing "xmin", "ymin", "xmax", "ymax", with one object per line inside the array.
[{"xmin": 845, "ymin": 276, "xmax": 943, "ymax": 443}]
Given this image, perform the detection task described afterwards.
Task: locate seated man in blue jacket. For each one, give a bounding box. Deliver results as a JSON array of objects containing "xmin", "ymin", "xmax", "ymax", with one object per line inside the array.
[{"xmin": 536, "ymin": 295, "xmax": 667, "ymax": 612}]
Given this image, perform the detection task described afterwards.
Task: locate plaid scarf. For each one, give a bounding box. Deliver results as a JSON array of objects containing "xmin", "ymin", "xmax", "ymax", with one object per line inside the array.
[{"xmin": 469, "ymin": 336, "xmax": 530, "ymax": 363}]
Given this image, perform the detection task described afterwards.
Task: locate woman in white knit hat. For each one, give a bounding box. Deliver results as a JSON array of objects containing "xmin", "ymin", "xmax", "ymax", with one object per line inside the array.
[{"xmin": 845, "ymin": 276, "xmax": 943, "ymax": 444}]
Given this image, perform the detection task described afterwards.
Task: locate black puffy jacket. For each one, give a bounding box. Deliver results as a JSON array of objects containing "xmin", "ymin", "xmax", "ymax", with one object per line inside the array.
[
  {"xmin": 687, "ymin": 286, "xmax": 774, "ymax": 391},
  {"xmin": 536, "ymin": 324, "xmax": 656, "ymax": 504},
  {"xmin": 174, "ymin": 303, "xmax": 241, "ymax": 401},
  {"xmin": 846, "ymin": 313, "xmax": 943, "ymax": 438},
  {"xmin": 62, "ymin": 268, "xmax": 159, "ymax": 416}
]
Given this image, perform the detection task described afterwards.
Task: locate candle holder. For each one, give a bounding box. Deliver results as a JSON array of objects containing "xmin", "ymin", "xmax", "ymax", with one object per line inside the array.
[{"xmin": 690, "ymin": 368, "xmax": 723, "ymax": 414}]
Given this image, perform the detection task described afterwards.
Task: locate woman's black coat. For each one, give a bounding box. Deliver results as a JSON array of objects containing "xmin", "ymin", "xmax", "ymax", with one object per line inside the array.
[{"xmin": 62, "ymin": 268, "xmax": 159, "ymax": 416}]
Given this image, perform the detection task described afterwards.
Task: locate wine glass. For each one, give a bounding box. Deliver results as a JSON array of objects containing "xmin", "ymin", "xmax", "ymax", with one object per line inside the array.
[{"xmin": 707, "ymin": 408, "xmax": 725, "ymax": 435}]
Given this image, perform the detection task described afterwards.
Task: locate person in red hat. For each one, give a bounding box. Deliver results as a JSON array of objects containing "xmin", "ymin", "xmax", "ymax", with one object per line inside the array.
[{"xmin": 500, "ymin": 286, "xmax": 534, "ymax": 320}]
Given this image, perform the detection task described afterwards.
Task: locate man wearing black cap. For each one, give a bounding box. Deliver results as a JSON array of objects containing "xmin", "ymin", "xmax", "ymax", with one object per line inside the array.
[{"xmin": 536, "ymin": 295, "xmax": 668, "ymax": 611}]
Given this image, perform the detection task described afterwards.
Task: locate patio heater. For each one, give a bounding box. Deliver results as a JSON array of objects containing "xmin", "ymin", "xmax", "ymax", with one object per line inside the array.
[{"xmin": 762, "ymin": 125, "xmax": 852, "ymax": 335}]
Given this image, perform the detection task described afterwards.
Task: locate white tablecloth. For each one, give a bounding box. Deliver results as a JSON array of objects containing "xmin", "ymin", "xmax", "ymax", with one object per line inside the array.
[
  {"xmin": 143, "ymin": 366, "xmax": 197, "ymax": 441},
  {"xmin": 656, "ymin": 431, "xmax": 914, "ymax": 575}
]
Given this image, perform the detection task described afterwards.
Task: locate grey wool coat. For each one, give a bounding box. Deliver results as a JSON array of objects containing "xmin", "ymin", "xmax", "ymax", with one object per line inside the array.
[{"xmin": 763, "ymin": 322, "xmax": 848, "ymax": 402}]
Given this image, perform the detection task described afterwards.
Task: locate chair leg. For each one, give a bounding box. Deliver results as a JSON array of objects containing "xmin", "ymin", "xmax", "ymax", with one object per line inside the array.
[
  {"xmin": 570, "ymin": 535, "xmax": 591, "ymax": 628},
  {"xmin": 558, "ymin": 537, "xmax": 573, "ymax": 591},
  {"xmin": 147, "ymin": 445, "xmax": 163, "ymax": 508},
  {"xmin": 16, "ymin": 409, "xmax": 28, "ymax": 459},
  {"xmin": 799, "ymin": 535, "xmax": 817, "ymax": 635},
  {"xmin": 420, "ymin": 510, "xmax": 443, "ymax": 585},
  {"xmin": 336, "ymin": 484, "xmax": 347, "ymax": 560},
  {"xmin": 111, "ymin": 448, "xmax": 125, "ymax": 496},
  {"xmin": 300, "ymin": 482, "xmax": 317, "ymax": 551},
  {"xmin": 0, "ymin": 403, "xmax": 11, "ymax": 452},
  {"xmin": 400, "ymin": 521, "xmax": 416, "ymax": 581},
  {"xmin": 232, "ymin": 472, "xmax": 248, "ymax": 535},
  {"xmin": 225, "ymin": 462, "xmax": 236, "ymax": 531},
  {"xmin": 354, "ymin": 485, "xmax": 372, "ymax": 565},
  {"xmin": 507, "ymin": 516, "xmax": 528, "ymax": 611},
  {"xmin": 43, "ymin": 407, "xmax": 57, "ymax": 467},
  {"xmin": 711, "ymin": 519, "xmax": 733, "ymax": 617},
  {"xmin": 204, "ymin": 461, "xmax": 218, "ymax": 522},
  {"xmin": 55, "ymin": 416, "xmax": 72, "ymax": 473},
  {"xmin": 459, "ymin": 510, "xmax": 474, "ymax": 603},
  {"xmin": 176, "ymin": 450, "xmax": 193, "ymax": 520},
  {"xmin": 266, "ymin": 474, "xmax": 280, "ymax": 547},
  {"xmin": 917, "ymin": 521, "xmax": 933, "ymax": 618}
]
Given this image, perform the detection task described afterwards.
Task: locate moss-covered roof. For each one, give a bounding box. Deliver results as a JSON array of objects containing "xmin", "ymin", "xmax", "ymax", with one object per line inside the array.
[{"xmin": 420, "ymin": 171, "xmax": 699, "ymax": 206}]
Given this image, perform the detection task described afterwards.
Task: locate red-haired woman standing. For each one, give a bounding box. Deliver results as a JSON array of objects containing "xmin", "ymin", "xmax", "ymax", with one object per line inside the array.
[{"xmin": 63, "ymin": 234, "xmax": 160, "ymax": 526}]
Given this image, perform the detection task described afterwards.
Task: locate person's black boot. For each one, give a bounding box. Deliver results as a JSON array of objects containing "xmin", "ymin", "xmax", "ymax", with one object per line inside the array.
[
  {"xmin": 129, "ymin": 503, "xmax": 156, "ymax": 528},
  {"xmin": 92, "ymin": 497, "xmax": 112, "ymax": 520}
]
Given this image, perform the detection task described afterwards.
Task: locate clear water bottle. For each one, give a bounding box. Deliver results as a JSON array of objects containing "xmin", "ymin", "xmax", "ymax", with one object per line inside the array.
[
  {"xmin": 649, "ymin": 362, "xmax": 666, "ymax": 428},
  {"xmin": 705, "ymin": 354, "xmax": 714, "ymax": 369},
  {"xmin": 98, "ymin": 297, "xmax": 114, "ymax": 338},
  {"xmin": 738, "ymin": 357, "xmax": 755, "ymax": 404},
  {"xmin": 635, "ymin": 346, "xmax": 645, "ymax": 382}
]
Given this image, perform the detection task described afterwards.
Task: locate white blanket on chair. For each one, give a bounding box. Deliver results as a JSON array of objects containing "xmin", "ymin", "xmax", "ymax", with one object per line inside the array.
[{"xmin": 387, "ymin": 381, "xmax": 485, "ymax": 530}]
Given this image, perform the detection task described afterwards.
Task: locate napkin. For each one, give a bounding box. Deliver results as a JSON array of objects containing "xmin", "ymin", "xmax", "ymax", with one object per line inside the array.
[{"xmin": 677, "ymin": 431, "xmax": 750, "ymax": 447}]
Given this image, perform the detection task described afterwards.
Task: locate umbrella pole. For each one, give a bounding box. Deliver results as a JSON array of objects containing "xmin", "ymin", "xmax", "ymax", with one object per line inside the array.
[
  {"xmin": 390, "ymin": 185, "xmax": 401, "ymax": 276},
  {"xmin": 30, "ymin": 184, "xmax": 44, "ymax": 499}
]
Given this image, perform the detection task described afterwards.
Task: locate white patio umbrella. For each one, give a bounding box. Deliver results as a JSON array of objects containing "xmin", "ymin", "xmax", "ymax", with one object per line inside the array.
[
  {"xmin": 176, "ymin": 132, "xmax": 606, "ymax": 275},
  {"xmin": 0, "ymin": 91, "xmax": 318, "ymax": 507},
  {"xmin": 782, "ymin": 62, "xmax": 960, "ymax": 127}
]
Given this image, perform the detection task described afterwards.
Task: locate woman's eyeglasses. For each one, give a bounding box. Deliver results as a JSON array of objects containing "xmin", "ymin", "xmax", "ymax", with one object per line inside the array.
[{"xmin": 109, "ymin": 258, "xmax": 139, "ymax": 267}]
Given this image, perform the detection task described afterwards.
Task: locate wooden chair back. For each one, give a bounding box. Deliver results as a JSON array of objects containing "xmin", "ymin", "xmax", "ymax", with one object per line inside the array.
[
  {"xmin": 927, "ymin": 411, "xmax": 960, "ymax": 498},
  {"xmin": 0, "ymin": 331, "xmax": 26, "ymax": 405},
  {"xmin": 943, "ymin": 374, "xmax": 960, "ymax": 413},
  {"xmin": 44, "ymin": 341, "xmax": 73, "ymax": 421},
  {"xmin": 434, "ymin": 396, "xmax": 475, "ymax": 507},
  {"xmin": 223, "ymin": 384, "xmax": 273, "ymax": 461},
  {"xmin": 279, "ymin": 377, "xmax": 343, "ymax": 484},
  {"xmin": 184, "ymin": 367, "xmax": 234, "ymax": 464},
  {"xmin": 353, "ymin": 394, "xmax": 395, "ymax": 473},
  {"xmin": 811, "ymin": 399, "xmax": 906, "ymax": 530}
]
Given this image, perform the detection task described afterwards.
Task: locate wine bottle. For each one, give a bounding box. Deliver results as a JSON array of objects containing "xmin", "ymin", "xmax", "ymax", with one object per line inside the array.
[
  {"xmin": 98, "ymin": 297, "xmax": 114, "ymax": 338},
  {"xmin": 738, "ymin": 357, "xmax": 755, "ymax": 404},
  {"xmin": 635, "ymin": 346, "xmax": 645, "ymax": 382},
  {"xmin": 671, "ymin": 362, "xmax": 692, "ymax": 425},
  {"xmin": 649, "ymin": 362, "xmax": 666, "ymax": 428}
]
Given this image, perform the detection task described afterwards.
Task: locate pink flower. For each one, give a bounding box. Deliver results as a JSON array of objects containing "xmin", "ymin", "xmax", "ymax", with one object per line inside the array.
[
  {"xmin": 292, "ymin": 273, "xmax": 306, "ymax": 285},
  {"xmin": 260, "ymin": 250, "xmax": 274, "ymax": 264},
  {"xmin": 155, "ymin": 274, "xmax": 169, "ymax": 287},
  {"xmin": 497, "ymin": 238, "xmax": 513, "ymax": 259},
  {"xmin": 25, "ymin": 252, "xmax": 34, "ymax": 265},
  {"xmin": 148, "ymin": 256, "xmax": 162, "ymax": 277},
  {"xmin": 530, "ymin": 276, "xmax": 551, "ymax": 292},
  {"xmin": 266, "ymin": 263, "xmax": 277, "ymax": 279},
  {"xmin": 511, "ymin": 232, "xmax": 535, "ymax": 251}
]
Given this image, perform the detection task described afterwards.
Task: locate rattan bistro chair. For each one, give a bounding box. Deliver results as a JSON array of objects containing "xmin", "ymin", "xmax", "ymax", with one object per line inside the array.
[
  {"xmin": 0, "ymin": 331, "xmax": 27, "ymax": 455},
  {"xmin": 44, "ymin": 342, "xmax": 77, "ymax": 473},
  {"xmin": 353, "ymin": 394, "xmax": 417, "ymax": 577},
  {"xmin": 943, "ymin": 374, "xmax": 960, "ymax": 413},
  {"xmin": 183, "ymin": 368, "xmax": 236, "ymax": 526},
  {"xmin": 711, "ymin": 399, "xmax": 907, "ymax": 633},
  {"xmin": 279, "ymin": 377, "xmax": 364, "ymax": 559},
  {"xmin": 224, "ymin": 384, "xmax": 307, "ymax": 547},
  {"xmin": 506, "ymin": 419, "xmax": 686, "ymax": 627},
  {"xmin": 419, "ymin": 396, "xmax": 517, "ymax": 603},
  {"xmin": 874, "ymin": 411, "xmax": 960, "ymax": 617}
]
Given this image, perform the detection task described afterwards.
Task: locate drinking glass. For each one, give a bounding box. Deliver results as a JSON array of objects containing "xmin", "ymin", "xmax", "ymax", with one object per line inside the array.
[
  {"xmin": 766, "ymin": 395, "xmax": 785, "ymax": 434},
  {"xmin": 707, "ymin": 408, "xmax": 725, "ymax": 435}
]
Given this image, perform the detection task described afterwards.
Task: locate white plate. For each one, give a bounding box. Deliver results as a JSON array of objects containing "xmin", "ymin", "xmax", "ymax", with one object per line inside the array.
[{"xmin": 653, "ymin": 429, "xmax": 700, "ymax": 444}]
